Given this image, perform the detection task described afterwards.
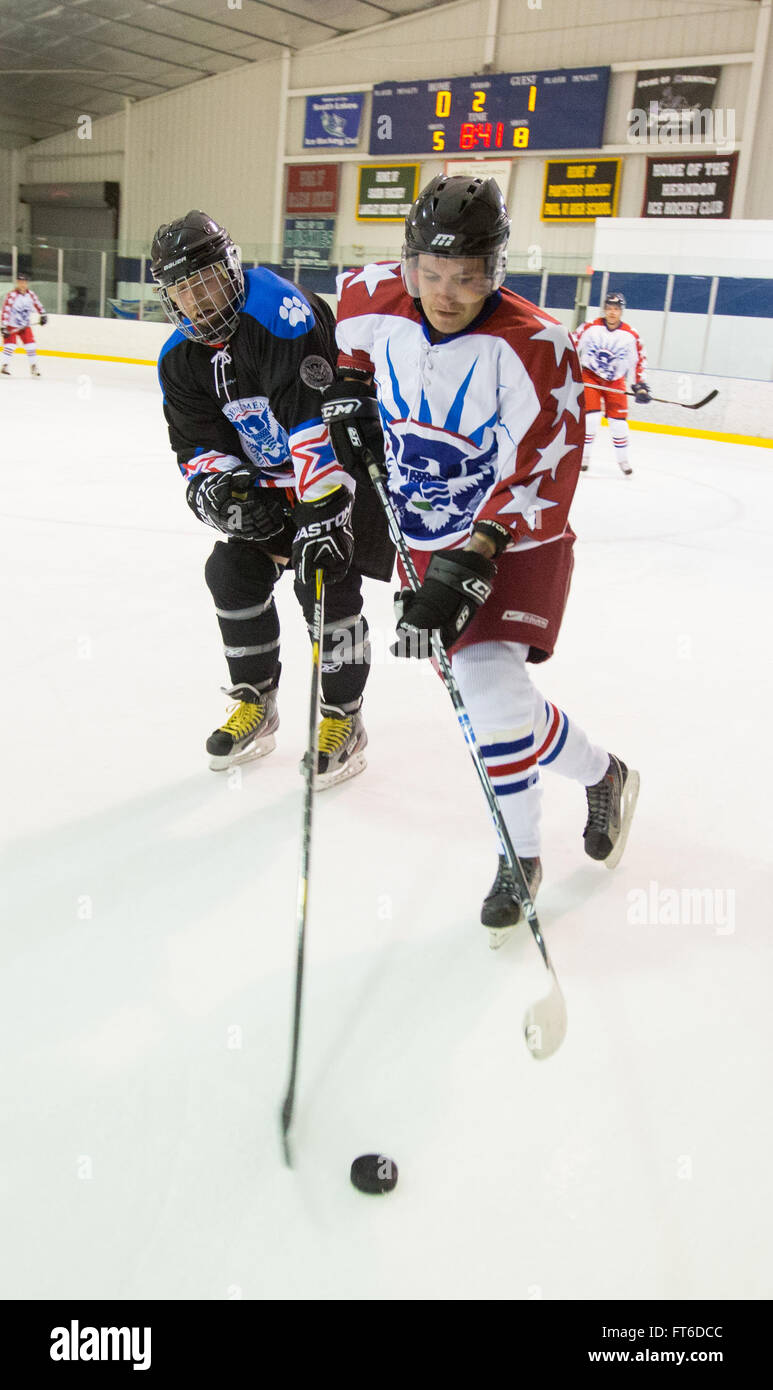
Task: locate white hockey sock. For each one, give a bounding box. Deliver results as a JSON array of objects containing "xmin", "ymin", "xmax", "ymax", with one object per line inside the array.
[
  {"xmin": 24, "ymin": 344, "xmax": 37, "ymax": 362},
  {"xmin": 583, "ymin": 410, "xmax": 601, "ymax": 465},
  {"xmin": 2, "ymin": 344, "xmax": 13, "ymax": 362},
  {"xmin": 533, "ymin": 695, "xmax": 609, "ymax": 786},
  {"xmin": 451, "ymin": 641, "xmax": 543, "ymax": 858},
  {"xmin": 610, "ymin": 418, "xmax": 630, "ymax": 468}
]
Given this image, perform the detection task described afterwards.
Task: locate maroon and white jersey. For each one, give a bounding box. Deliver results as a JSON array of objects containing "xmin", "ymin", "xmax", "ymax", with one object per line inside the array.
[
  {"xmin": 335, "ymin": 262, "xmax": 584, "ymax": 552},
  {"xmin": 1, "ymin": 289, "xmax": 44, "ymax": 332},
  {"xmin": 572, "ymin": 318, "xmax": 647, "ymax": 384}
]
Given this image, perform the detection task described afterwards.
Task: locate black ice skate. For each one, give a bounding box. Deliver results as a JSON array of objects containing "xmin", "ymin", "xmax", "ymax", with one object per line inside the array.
[
  {"xmin": 583, "ymin": 753, "xmax": 640, "ymax": 868},
  {"xmin": 1, "ymin": 363, "xmax": 10, "ymax": 376},
  {"xmin": 206, "ymin": 684, "xmax": 279, "ymax": 771},
  {"xmin": 30, "ymin": 363, "xmax": 41, "ymax": 378},
  {"xmin": 481, "ymin": 854, "xmax": 542, "ymax": 951},
  {"xmin": 310, "ymin": 703, "xmax": 367, "ymax": 790}
]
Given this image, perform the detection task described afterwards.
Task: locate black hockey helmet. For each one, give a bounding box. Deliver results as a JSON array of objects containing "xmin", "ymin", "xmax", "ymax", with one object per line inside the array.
[
  {"xmin": 150, "ymin": 210, "xmax": 245, "ymax": 344},
  {"xmin": 402, "ymin": 175, "xmax": 510, "ymax": 297},
  {"xmin": 604, "ymin": 290, "xmax": 626, "ymax": 310}
]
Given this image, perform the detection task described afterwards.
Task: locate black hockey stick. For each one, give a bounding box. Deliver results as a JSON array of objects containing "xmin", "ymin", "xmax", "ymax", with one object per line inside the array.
[
  {"xmin": 603, "ymin": 385, "xmax": 718, "ymax": 410},
  {"xmin": 280, "ymin": 567, "xmax": 325, "ymax": 1165},
  {"xmin": 363, "ymin": 454, "xmax": 566, "ymax": 1060}
]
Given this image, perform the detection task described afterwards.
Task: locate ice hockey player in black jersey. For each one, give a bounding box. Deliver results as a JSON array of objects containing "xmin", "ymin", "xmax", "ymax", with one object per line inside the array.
[{"xmin": 152, "ymin": 210, "xmax": 393, "ymax": 785}]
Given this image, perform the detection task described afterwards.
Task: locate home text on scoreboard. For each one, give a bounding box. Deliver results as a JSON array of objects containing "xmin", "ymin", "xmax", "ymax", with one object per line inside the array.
[{"xmin": 370, "ymin": 67, "xmax": 610, "ymax": 156}]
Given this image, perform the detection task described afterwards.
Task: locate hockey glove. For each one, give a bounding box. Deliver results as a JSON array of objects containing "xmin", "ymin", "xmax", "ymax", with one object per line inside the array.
[
  {"xmin": 39, "ymin": 313, "xmax": 48, "ymax": 326},
  {"xmin": 292, "ymin": 485, "xmax": 354, "ymax": 585},
  {"xmin": 393, "ymin": 549, "xmax": 496, "ymax": 657},
  {"xmin": 186, "ymin": 465, "xmax": 289, "ymax": 541},
  {"xmin": 1, "ymin": 329, "xmax": 12, "ymax": 341},
  {"xmin": 632, "ymin": 381, "xmax": 651, "ymax": 404},
  {"xmin": 320, "ymin": 378, "xmax": 386, "ymax": 482}
]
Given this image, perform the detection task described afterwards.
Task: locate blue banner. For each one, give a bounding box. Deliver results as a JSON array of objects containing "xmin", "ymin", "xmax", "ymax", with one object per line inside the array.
[{"xmin": 304, "ymin": 93, "xmax": 364, "ymax": 148}]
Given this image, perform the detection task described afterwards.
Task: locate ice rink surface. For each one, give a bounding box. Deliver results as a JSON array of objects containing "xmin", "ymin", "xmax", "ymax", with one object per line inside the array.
[{"xmin": 2, "ymin": 356, "xmax": 772, "ymax": 1301}]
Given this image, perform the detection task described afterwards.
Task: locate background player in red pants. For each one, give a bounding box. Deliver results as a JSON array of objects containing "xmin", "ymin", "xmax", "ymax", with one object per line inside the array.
[
  {"xmin": 1, "ymin": 275, "xmax": 47, "ymax": 377},
  {"xmin": 572, "ymin": 290, "xmax": 650, "ymax": 476}
]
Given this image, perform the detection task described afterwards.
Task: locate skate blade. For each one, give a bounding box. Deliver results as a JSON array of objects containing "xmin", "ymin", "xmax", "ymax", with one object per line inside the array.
[
  {"xmin": 604, "ymin": 768, "xmax": 640, "ymax": 869},
  {"xmin": 314, "ymin": 751, "xmax": 367, "ymax": 791},
  {"xmin": 208, "ymin": 732, "xmax": 277, "ymax": 772}
]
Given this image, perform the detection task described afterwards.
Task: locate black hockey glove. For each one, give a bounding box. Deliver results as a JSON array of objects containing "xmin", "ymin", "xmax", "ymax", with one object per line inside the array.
[
  {"xmin": 632, "ymin": 381, "xmax": 651, "ymax": 404},
  {"xmin": 1, "ymin": 329, "xmax": 12, "ymax": 341},
  {"xmin": 39, "ymin": 313, "xmax": 48, "ymax": 326},
  {"xmin": 393, "ymin": 549, "xmax": 496, "ymax": 657},
  {"xmin": 292, "ymin": 485, "xmax": 354, "ymax": 585},
  {"xmin": 320, "ymin": 378, "xmax": 386, "ymax": 482},
  {"xmin": 186, "ymin": 465, "xmax": 289, "ymax": 541}
]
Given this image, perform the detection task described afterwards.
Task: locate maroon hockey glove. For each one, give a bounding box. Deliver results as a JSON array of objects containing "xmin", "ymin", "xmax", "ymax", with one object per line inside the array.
[{"xmin": 393, "ymin": 549, "xmax": 496, "ymax": 657}]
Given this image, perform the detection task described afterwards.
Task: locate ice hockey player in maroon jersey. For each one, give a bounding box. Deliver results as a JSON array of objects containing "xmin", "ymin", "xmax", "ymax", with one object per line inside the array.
[
  {"xmin": 325, "ymin": 176, "xmax": 640, "ymax": 944},
  {"xmin": 572, "ymin": 291, "xmax": 650, "ymax": 475},
  {"xmin": 1, "ymin": 275, "xmax": 47, "ymax": 377}
]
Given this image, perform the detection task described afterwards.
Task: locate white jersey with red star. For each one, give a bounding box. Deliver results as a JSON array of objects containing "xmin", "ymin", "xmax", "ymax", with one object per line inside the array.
[
  {"xmin": 335, "ymin": 262, "xmax": 584, "ymax": 552},
  {"xmin": 1, "ymin": 289, "xmax": 44, "ymax": 332},
  {"xmin": 572, "ymin": 318, "xmax": 647, "ymax": 384}
]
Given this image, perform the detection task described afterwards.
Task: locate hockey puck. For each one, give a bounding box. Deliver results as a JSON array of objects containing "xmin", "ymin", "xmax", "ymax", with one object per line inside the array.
[{"xmin": 350, "ymin": 1154, "xmax": 398, "ymax": 1194}]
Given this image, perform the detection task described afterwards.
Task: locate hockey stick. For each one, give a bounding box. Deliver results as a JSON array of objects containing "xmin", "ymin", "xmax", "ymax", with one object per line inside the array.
[
  {"xmin": 597, "ymin": 385, "xmax": 718, "ymax": 410},
  {"xmin": 363, "ymin": 454, "xmax": 566, "ymax": 1061},
  {"xmin": 280, "ymin": 567, "xmax": 325, "ymax": 1165}
]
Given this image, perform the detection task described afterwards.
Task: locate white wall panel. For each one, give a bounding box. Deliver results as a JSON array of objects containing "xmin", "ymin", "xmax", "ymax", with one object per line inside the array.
[
  {"xmin": 593, "ymin": 218, "xmax": 773, "ymax": 278},
  {"xmin": 123, "ymin": 61, "xmax": 282, "ymax": 254},
  {"xmin": 18, "ymin": 113, "xmax": 126, "ymax": 186}
]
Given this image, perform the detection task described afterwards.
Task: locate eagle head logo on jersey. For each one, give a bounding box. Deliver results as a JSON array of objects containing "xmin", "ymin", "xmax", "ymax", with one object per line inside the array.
[{"xmin": 384, "ymin": 420, "xmax": 498, "ymax": 542}]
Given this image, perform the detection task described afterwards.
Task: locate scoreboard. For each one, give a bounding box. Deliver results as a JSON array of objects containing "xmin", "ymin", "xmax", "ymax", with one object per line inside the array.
[{"xmin": 369, "ymin": 67, "xmax": 610, "ymax": 156}]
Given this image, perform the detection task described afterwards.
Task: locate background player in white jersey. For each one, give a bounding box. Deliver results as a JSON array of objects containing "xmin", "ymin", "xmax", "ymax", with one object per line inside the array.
[
  {"xmin": 1, "ymin": 275, "xmax": 47, "ymax": 377},
  {"xmin": 572, "ymin": 291, "xmax": 650, "ymax": 475},
  {"xmin": 324, "ymin": 176, "xmax": 639, "ymax": 941}
]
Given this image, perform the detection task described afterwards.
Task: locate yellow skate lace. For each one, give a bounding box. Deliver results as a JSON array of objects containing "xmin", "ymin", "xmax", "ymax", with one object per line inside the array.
[
  {"xmin": 220, "ymin": 699, "xmax": 265, "ymax": 738},
  {"xmin": 318, "ymin": 714, "xmax": 352, "ymax": 754}
]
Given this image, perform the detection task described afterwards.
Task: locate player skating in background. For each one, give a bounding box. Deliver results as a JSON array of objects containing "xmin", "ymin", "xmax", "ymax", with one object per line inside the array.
[
  {"xmin": 1, "ymin": 274, "xmax": 47, "ymax": 377},
  {"xmin": 151, "ymin": 211, "xmax": 392, "ymax": 785},
  {"xmin": 572, "ymin": 290, "xmax": 650, "ymax": 475},
  {"xmin": 328, "ymin": 176, "xmax": 639, "ymax": 942}
]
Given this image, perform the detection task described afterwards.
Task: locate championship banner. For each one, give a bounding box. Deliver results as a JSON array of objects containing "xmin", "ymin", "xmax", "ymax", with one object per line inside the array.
[
  {"xmin": 303, "ymin": 93, "xmax": 363, "ymax": 148},
  {"xmin": 540, "ymin": 158, "xmax": 621, "ymax": 222},
  {"xmin": 628, "ymin": 66, "xmax": 721, "ymax": 141},
  {"xmin": 356, "ymin": 164, "xmax": 419, "ymax": 221},
  {"xmin": 285, "ymin": 165, "xmax": 339, "ymax": 216},
  {"xmin": 282, "ymin": 217, "xmax": 336, "ymax": 268},
  {"xmin": 642, "ymin": 152, "xmax": 738, "ymax": 218}
]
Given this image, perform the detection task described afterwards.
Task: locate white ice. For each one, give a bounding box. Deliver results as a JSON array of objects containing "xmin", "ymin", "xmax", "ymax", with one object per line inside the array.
[{"xmin": 1, "ymin": 358, "xmax": 771, "ymax": 1301}]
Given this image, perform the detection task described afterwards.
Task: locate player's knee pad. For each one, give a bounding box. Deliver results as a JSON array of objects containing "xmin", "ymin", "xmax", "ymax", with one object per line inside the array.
[{"xmin": 205, "ymin": 539, "xmax": 282, "ymax": 605}]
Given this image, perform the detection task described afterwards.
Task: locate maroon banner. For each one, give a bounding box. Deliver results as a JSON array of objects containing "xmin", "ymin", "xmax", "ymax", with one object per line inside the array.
[{"xmin": 285, "ymin": 164, "xmax": 339, "ymax": 216}]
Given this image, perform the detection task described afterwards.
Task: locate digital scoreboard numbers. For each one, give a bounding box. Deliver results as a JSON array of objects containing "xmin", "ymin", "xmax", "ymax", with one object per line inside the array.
[{"xmin": 370, "ymin": 67, "xmax": 610, "ymax": 156}]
